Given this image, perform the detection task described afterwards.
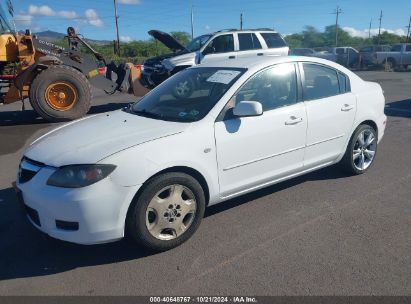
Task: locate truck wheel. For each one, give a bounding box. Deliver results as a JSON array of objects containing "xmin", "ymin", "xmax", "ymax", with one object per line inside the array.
[
  {"xmin": 29, "ymin": 65, "xmax": 92, "ymax": 122},
  {"xmin": 384, "ymin": 58, "xmax": 395, "ymax": 72}
]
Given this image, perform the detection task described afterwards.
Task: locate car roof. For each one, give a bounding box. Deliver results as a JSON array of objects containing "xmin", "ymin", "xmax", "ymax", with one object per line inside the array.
[
  {"xmin": 207, "ymin": 28, "xmax": 280, "ymax": 35},
  {"xmin": 195, "ymin": 55, "xmax": 350, "ymax": 73}
]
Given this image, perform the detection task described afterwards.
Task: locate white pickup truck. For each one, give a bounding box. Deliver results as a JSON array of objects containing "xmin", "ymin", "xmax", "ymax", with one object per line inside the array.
[{"xmin": 373, "ymin": 43, "xmax": 411, "ymax": 70}]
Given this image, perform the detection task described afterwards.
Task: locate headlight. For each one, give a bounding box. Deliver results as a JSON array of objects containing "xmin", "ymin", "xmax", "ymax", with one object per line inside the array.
[{"xmin": 47, "ymin": 164, "xmax": 116, "ymax": 188}]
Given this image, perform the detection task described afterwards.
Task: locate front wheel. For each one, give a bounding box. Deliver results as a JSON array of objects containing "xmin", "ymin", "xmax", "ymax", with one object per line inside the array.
[
  {"xmin": 340, "ymin": 124, "xmax": 378, "ymax": 175},
  {"xmin": 29, "ymin": 65, "xmax": 92, "ymax": 122},
  {"xmin": 126, "ymin": 173, "xmax": 206, "ymax": 251}
]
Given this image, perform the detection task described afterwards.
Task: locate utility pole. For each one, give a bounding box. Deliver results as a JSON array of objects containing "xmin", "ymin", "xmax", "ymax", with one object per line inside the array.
[
  {"xmin": 406, "ymin": 16, "xmax": 411, "ymax": 43},
  {"xmin": 377, "ymin": 10, "xmax": 383, "ymax": 45},
  {"xmin": 333, "ymin": 6, "xmax": 342, "ymax": 47},
  {"xmin": 113, "ymin": 0, "xmax": 121, "ymax": 56},
  {"xmin": 240, "ymin": 13, "xmax": 243, "ymax": 30},
  {"xmin": 190, "ymin": 0, "xmax": 194, "ymax": 39},
  {"xmin": 368, "ymin": 18, "xmax": 372, "ymax": 39}
]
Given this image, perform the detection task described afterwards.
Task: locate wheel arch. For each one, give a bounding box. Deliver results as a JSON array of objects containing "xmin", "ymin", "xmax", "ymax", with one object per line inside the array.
[{"xmin": 131, "ymin": 165, "xmax": 211, "ymax": 207}]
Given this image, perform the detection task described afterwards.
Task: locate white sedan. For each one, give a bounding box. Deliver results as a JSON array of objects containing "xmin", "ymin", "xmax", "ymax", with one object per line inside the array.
[{"xmin": 16, "ymin": 56, "xmax": 386, "ymax": 251}]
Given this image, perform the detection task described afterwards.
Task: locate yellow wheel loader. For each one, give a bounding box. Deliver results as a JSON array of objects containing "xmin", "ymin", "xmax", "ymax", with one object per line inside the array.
[{"xmin": 0, "ymin": 13, "xmax": 149, "ymax": 122}]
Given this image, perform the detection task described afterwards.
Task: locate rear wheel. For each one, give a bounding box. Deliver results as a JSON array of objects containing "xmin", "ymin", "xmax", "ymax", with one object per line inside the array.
[
  {"xmin": 340, "ymin": 124, "xmax": 378, "ymax": 175},
  {"xmin": 383, "ymin": 58, "xmax": 395, "ymax": 72},
  {"xmin": 29, "ymin": 65, "xmax": 92, "ymax": 122},
  {"xmin": 126, "ymin": 173, "xmax": 205, "ymax": 251}
]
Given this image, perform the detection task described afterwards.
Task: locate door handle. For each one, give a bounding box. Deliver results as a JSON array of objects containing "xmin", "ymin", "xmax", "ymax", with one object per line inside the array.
[
  {"xmin": 341, "ymin": 104, "xmax": 354, "ymax": 111},
  {"xmin": 228, "ymin": 55, "xmax": 235, "ymax": 59},
  {"xmin": 257, "ymin": 53, "xmax": 264, "ymax": 56},
  {"xmin": 285, "ymin": 116, "xmax": 303, "ymax": 125}
]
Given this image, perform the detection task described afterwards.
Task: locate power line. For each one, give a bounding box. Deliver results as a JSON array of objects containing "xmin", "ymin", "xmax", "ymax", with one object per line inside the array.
[
  {"xmin": 113, "ymin": 0, "xmax": 120, "ymax": 55},
  {"xmin": 368, "ymin": 18, "xmax": 372, "ymax": 39},
  {"xmin": 190, "ymin": 0, "xmax": 194, "ymax": 39},
  {"xmin": 377, "ymin": 10, "xmax": 383, "ymax": 45},
  {"xmin": 332, "ymin": 5, "xmax": 342, "ymax": 47}
]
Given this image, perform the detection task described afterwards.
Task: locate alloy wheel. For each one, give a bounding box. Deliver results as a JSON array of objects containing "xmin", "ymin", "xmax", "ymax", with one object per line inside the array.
[{"xmin": 352, "ymin": 129, "xmax": 377, "ymax": 171}]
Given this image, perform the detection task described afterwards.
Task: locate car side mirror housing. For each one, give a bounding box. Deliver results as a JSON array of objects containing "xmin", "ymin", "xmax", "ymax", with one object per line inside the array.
[{"xmin": 233, "ymin": 101, "xmax": 263, "ymax": 117}]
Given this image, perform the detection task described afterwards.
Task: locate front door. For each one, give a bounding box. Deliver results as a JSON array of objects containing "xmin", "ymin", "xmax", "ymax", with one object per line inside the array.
[
  {"xmin": 200, "ymin": 34, "xmax": 237, "ymax": 64},
  {"xmin": 214, "ymin": 63, "xmax": 307, "ymax": 197}
]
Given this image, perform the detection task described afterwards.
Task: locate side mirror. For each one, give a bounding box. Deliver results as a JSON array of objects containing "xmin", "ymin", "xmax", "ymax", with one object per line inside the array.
[{"xmin": 233, "ymin": 101, "xmax": 263, "ymax": 117}]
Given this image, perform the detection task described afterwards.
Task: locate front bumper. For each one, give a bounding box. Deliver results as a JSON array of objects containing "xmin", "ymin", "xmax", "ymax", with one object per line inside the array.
[{"xmin": 16, "ymin": 166, "xmax": 141, "ymax": 245}]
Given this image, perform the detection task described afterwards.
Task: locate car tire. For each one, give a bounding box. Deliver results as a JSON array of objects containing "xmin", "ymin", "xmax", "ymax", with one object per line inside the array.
[
  {"xmin": 126, "ymin": 172, "xmax": 206, "ymax": 252},
  {"xmin": 29, "ymin": 65, "xmax": 92, "ymax": 122},
  {"xmin": 383, "ymin": 58, "xmax": 395, "ymax": 72},
  {"xmin": 340, "ymin": 124, "xmax": 378, "ymax": 175}
]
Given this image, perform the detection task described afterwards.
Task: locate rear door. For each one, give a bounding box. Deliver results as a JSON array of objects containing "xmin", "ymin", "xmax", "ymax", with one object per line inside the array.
[
  {"xmin": 200, "ymin": 34, "xmax": 237, "ymax": 63},
  {"xmin": 301, "ymin": 62, "xmax": 356, "ymax": 168},
  {"xmin": 236, "ymin": 32, "xmax": 265, "ymax": 58}
]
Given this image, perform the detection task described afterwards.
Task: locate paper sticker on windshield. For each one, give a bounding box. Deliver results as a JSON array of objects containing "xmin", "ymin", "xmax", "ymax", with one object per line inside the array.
[{"xmin": 206, "ymin": 70, "xmax": 241, "ymax": 84}]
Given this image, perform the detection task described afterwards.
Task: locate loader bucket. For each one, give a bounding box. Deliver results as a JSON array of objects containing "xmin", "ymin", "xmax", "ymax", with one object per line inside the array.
[{"xmin": 126, "ymin": 63, "xmax": 150, "ymax": 97}]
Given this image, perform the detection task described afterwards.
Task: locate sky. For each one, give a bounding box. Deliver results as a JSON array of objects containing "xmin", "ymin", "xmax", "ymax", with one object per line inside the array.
[{"xmin": 7, "ymin": 0, "xmax": 411, "ymax": 42}]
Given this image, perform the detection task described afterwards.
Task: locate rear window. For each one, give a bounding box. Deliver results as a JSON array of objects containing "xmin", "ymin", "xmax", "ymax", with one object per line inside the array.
[
  {"xmin": 260, "ymin": 33, "xmax": 286, "ymax": 48},
  {"xmin": 238, "ymin": 33, "xmax": 262, "ymax": 50}
]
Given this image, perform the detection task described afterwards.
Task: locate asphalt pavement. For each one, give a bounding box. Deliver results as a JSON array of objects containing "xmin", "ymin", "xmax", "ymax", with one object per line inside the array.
[{"xmin": 0, "ymin": 71, "xmax": 410, "ymax": 295}]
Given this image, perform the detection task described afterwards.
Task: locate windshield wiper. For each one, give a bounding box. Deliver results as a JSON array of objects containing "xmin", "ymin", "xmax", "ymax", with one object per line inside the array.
[{"xmin": 133, "ymin": 109, "xmax": 165, "ymax": 120}]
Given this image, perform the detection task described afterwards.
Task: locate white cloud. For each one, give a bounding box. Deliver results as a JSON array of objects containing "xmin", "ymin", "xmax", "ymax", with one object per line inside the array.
[
  {"xmin": 85, "ymin": 9, "xmax": 103, "ymax": 27},
  {"xmin": 58, "ymin": 10, "xmax": 77, "ymax": 19},
  {"xmin": 120, "ymin": 35, "xmax": 133, "ymax": 42},
  {"xmin": 14, "ymin": 14, "xmax": 33, "ymax": 26},
  {"xmin": 205, "ymin": 25, "xmax": 211, "ymax": 30},
  {"xmin": 118, "ymin": 0, "xmax": 141, "ymax": 4},
  {"xmin": 28, "ymin": 5, "xmax": 55, "ymax": 16},
  {"xmin": 343, "ymin": 26, "xmax": 406, "ymax": 38}
]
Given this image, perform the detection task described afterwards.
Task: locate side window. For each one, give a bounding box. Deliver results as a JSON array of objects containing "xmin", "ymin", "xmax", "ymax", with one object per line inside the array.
[
  {"xmin": 232, "ymin": 63, "xmax": 297, "ymax": 112},
  {"xmin": 303, "ymin": 64, "xmax": 340, "ymax": 100},
  {"xmin": 406, "ymin": 45, "xmax": 411, "ymax": 52},
  {"xmin": 260, "ymin": 33, "xmax": 287, "ymax": 48},
  {"xmin": 336, "ymin": 48, "xmax": 345, "ymax": 55},
  {"xmin": 338, "ymin": 72, "xmax": 350, "ymax": 93},
  {"xmin": 238, "ymin": 33, "xmax": 262, "ymax": 50},
  {"xmin": 204, "ymin": 34, "xmax": 234, "ymax": 54}
]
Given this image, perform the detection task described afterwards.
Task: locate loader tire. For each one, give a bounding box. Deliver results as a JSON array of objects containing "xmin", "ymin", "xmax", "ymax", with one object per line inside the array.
[{"xmin": 29, "ymin": 65, "xmax": 92, "ymax": 122}]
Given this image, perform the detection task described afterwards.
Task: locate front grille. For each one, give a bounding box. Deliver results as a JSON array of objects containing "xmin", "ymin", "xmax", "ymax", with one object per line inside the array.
[
  {"xmin": 18, "ymin": 157, "xmax": 44, "ymax": 184},
  {"xmin": 24, "ymin": 205, "xmax": 41, "ymax": 227}
]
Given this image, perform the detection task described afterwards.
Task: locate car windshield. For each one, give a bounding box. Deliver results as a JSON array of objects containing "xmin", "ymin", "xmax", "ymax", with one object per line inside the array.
[
  {"xmin": 186, "ymin": 34, "xmax": 212, "ymax": 52},
  {"xmin": 131, "ymin": 67, "xmax": 245, "ymax": 122}
]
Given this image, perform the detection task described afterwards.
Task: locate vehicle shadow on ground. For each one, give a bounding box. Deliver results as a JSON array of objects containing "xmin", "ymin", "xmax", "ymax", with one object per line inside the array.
[
  {"xmin": 0, "ymin": 103, "xmax": 130, "ymax": 127},
  {"xmin": 0, "ymin": 165, "xmax": 351, "ymax": 281},
  {"xmin": 385, "ymin": 99, "xmax": 411, "ymax": 118}
]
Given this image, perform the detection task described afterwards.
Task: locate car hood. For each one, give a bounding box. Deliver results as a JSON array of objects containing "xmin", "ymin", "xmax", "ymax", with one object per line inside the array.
[
  {"xmin": 25, "ymin": 109, "xmax": 189, "ymax": 167},
  {"xmin": 148, "ymin": 30, "xmax": 188, "ymax": 53}
]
